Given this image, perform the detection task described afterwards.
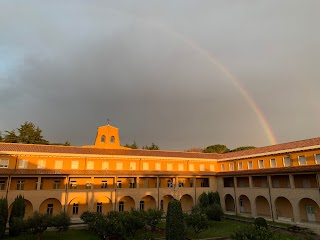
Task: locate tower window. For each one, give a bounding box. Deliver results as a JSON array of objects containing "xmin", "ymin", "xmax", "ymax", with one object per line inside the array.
[
  {"xmin": 101, "ymin": 135, "xmax": 106, "ymax": 143},
  {"xmin": 110, "ymin": 136, "xmax": 115, "ymax": 143}
]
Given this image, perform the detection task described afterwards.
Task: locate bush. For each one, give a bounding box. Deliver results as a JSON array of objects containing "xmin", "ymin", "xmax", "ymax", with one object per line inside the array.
[
  {"xmin": 254, "ymin": 217, "xmax": 268, "ymax": 229},
  {"xmin": 120, "ymin": 209, "xmax": 145, "ymax": 237},
  {"xmin": 0, "ymin": 198, "xmax": 8, "ymax": 239},
  {"xmin": 231, "ymin": 225, "xmax": 274, "ymax": 240},
  {"xmin": 52, "ymin": 212, "xmax": 71, "ymax": 232},
  {"xmin": 208, "ymin": 191, "xmax": 221, "ymax": 206},
  {"xmin": 26, "ymin": 211, "xmax": 52, "ymax": 239},
  {"xmin": 9, "ymin": 217, "xmax": 25, "ymax": 237},
  {"xmin": 185, "ymin": 207, "xmax": 209, "ymax": 239},
  {"xmin": 166, "ymin": 200, "xmax": 186, "ymax": 240},
  {"xmin": 80, "ymin": 211, "xmax": 98, "ymax": 224},
  {"xmin": 204, "ymin": 204, "xmax": 223, "ymax": 221},
  {"xmin": 143, "ymin": 208, "xmax": 163, "ymax": 228},
  {"xmin": 198, "ymin": 193, "xmax": 209, "ymax": 209},
  {"xmin": 9, "ymin": 195, "xmax": 26, "ymax": 236}
]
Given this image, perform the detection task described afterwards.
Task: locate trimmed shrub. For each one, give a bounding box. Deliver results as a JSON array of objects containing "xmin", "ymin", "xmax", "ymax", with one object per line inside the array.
[
  {"xmin": 254, "ymin": 217, "xmax": 268, "ymax": 229},
  {"xmin": 208, "ymin": 191, "xmax": 221, "ymax": 206},
  {"xmin": 231, "ymin": 225, "xmax": 274, "ymax": 240},
  {"xmin": 166, "ymin": 200, "xmax": 186, "ymax": 240},
  {"xmin": 204, "ymin": 204, "xmax": 223, "ymax": 221},
  {"xmin": 80, "ymin": 211, "xmax": 98, "ymax": 224},
  {"xmin": 26, "ymin": 211, "xmax": 52, "ymax": 239},
  {"xmin": 9, "ymin": 195, "xmax": 26, "ymax": 236},
  {"xmin": 52, "ymin": 212, "xmax": 71, "ymax": 232},
  {"xmin": 198, "ymin": 193, "xmax": 209, "ymax": 209},
  {"xmin": 0, "ymin": 198, "xmax": 8, "ymax": 239}
]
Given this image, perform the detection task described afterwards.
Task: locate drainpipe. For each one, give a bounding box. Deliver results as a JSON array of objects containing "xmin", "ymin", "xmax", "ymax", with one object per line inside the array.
[
  {"xmin": 267, "ymin": 174, "xmax": 274, "ymax": 221},
  {"xmin": 233, "ymin": 176, "xmax": 237, "ymax": 215}
]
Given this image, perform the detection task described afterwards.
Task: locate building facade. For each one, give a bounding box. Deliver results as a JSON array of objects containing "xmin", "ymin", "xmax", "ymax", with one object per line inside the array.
[{"xmin": 0, "ymin": 123, "xmax": 319, "ymax": 230}]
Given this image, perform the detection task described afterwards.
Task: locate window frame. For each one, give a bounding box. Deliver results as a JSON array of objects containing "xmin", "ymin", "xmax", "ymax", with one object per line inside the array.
[
  {"xmin": 0, "ymin": 159, "xmax": 9, "ymax": 168},
  {"xmin": 18, "ymin": 159, "xmax": 28, "ymax": 169},
  {"xmin": 258, "ymin": 160, "xmax": 264, "ymax": 169},
  {"xmin": 247, "ymin": 161, "xmax": 253, "ymax": 169},
  {"xmin": 298, "ymin": 155, "xmax": 306, "ymax": 165},
  {"xmin": 71, "ymin": 160, "xmax": 79, "ymax": 170},
  {"xmin": 238, "ymin": 162, "xmax": 243, "ymax": 170},
  {"xmin": 270, "ymin": 158, "xmax": 276, "ymax": 168}
]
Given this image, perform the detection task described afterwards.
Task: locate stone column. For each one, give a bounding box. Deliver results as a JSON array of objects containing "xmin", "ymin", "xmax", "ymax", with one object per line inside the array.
[
  {"xmin": 37, "ymin": 176, "xmax": 41, "ymax": 190},
  {"xmin": 289, "ymin": 174, "xmax": 295, "ymax": 189}
]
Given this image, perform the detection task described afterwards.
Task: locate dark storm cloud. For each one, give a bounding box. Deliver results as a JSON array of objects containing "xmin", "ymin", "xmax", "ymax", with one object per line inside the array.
[{"xmin": 1, "ymin": 0, "xmax": 320, "ymax": 150}]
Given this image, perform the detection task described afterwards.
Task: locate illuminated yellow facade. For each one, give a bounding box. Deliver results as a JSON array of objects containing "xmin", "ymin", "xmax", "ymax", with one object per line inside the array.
[{"xmin": 0, "ymin": 124, "xmax": 319, "ymax": 232}]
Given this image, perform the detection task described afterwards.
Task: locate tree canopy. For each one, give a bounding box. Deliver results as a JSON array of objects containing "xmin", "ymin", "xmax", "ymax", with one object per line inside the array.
[
  {"xmin": 203, "ymin": 144, "xmax": 229, "ymax": 153},
  {"xmin": 230, "ymin": 146, "xmax": 256, "ymax": 152}
]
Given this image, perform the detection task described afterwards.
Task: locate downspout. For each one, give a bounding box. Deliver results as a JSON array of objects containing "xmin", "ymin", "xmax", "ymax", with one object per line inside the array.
[
  {"xmin": 233, "ymin": 176, "xmax": 237, "ymax": 215},
  {"xmin": 267, "ymin": 174, "xmax": 274, "ymax": 221}
]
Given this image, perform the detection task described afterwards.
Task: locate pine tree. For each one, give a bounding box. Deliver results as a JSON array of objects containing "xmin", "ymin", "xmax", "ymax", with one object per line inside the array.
[
  {"xmin": 0, "ymin": 198, "xmax": 8, "ymax": 239},
  {"xmin": 166, "ymin": 200, "xmax": 185, "ymax": 240},
  {"xmin": 9, "ymin": 195, "xmax": 26, "ymax": 236}
]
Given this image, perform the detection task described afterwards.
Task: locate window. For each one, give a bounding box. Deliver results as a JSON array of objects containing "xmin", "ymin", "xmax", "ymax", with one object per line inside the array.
[
  {"xmin": 119, "ymin": 201, "xmax": 124, "ymax": 212},
  {"xmin": 116, "ymin": 162, "xmax": 123, "ymax": 170},
  {"xmin": 258, "ymin": 160, "xmax": 264, "ymax": 169},
  {"xmin": 167, "ymin": 163, "xmax": 172, "ymax": 171},
  {"xmin": 155, "ymin": 162, "xmax": 161, "ymax": 170},
  {"xmin": 229, "ymin": 163, "xmax": 234, "ymax": 171},
  {"xmin": 70, "ymin": 181, "xmax": 77, "ymax": 189},
  {"xmin": 101, "ymin": 135, "xmax": 106, "ymax": 143},
  {"xmin": 72, "ymin": 203, "xmax": 79, "ymax": 215},
  {"xmin": 140, "ymin": 201, "xmax": 145, "ymax": 210},
  {"xmin": 129, "ymin": 181, "xmax": 135, "ymax": 188},
  {"xmin": 143, "ymin": 162, "xmax": 149, "ymax": 170},
  {"xmin": 18, "ymin": 159, "xmax": 28, "ymax": 169},
  {"xmin": 210, "ymin": 164, "xmax": 215, "ymax": 171},
  {"xmin": 0, "ymin": 181, "xmax": 5, "ymax": 190},
  {"xmin": 200, "ymin": 164, "xmax": 205, "ymax": 171},
  {"xmin": 110, "ymin": 136, "xmax": 115, "ymax": 143},
  {"xmin": 16, "ymin": 180, "xmax": 25, "ymax": 190},
  {"xmin": 101, "ymin": 180, "xmax": 108, "ymax": 189},
  {"xmin": 0, "ymin": 159, "xmax": 9, "ymax": 168},
  {"xmin": 189, "ymin": 163, "xmax": 194, "ymax": 171},
  {"xmin": 200, "ymin": 181, "xmax": 205, "ymax": 187},
  {"xmin": 283, "ymin": 157, "xmax": 291, "ymax": 167},
  {"xmin": 117, "ymin": 180, "xmax": 122, "ymax": 188},
  {"xmin": 47, "ymin": 204, "xmax": 53, "ymax": 215},
  {"xmin": 270, "ymin": 159, "xmax": 276, "ymax": 168},
  {"xmin": 221, "ymin": 164, "xmax": 225, "ymax": 171},
  {"xmin": 86, "ymin": 182, "xmax": 92, "ymax": 189},
  {"xmin": 178, "ymin": 163, "xmax": 184, "ymax": 171},
  {"xmin": 87, "ymin": 161, "xmax": 94, "ymax": 170},
  {"xmin": 247, "ymin": 161, "xmax": 253, "ymax": 169},
  {"xmin": 160, "ymin": 200, "xmax": 164, "ymax": 210},
  {"xmin": 178, "ymin": 180, "xmax": 184, "ymax": 187},
  {"xmin": 37, "ymin": 159, "xmax": 46, "ymax": 169},
  {"xmin": 238, "ymin": 162, "xmax": 243, "ymax": 170},
  {"xmin": 167, "ymin": 179, "xmax": 173, "ymax": 188},
  {"xmin": 273, "ymin": 179, "xmax": 280, "ymax": 188},
  {"xmin": 53, "ymin": 181, "xmax": 61, "ymax": 189},
  {"xmin": 102, "ymin": 161, "xmax": 109, "ymax": 170},
  {"xmin": 97, "ymin": 202, "xmax": 102, "ymax": 213},
  {"xmin": 298, "ymin": 156, "xmax": 306, "ymax": 165},
  {"xmin": 130, "ymin": 162, "xmax": 136, "ymax": 170},
  {"xmin": 71, "ymin": 160, "xmax": 79, "ymax": 169},
  {"xmin": 54, "ymin": 160, "xmax": 63, "ymax": 169},
  {"xmin": 190, "ymin": 179, "xmax": 194, "ymax": 187},
  {"xmin": 35, "ymin": 180, "xmax": 43, "ymax": 190},
  {"xmin": 315, "ymin": 154, "xmax": 320, "ymax": 164}
]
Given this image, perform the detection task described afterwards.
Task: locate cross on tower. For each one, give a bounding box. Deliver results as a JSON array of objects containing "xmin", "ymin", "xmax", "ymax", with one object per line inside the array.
[{"xmin": 107, "ymin": 118, "xmax": 111, "ymax": 125}]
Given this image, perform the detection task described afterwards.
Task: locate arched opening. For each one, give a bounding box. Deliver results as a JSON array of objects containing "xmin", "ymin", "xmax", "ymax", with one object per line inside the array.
[
  {"xmin": 95, "ymin": 196, "xmax": 112, "ymax": 214},
  {"xmin": 255, "ymin": 196, "xmax": 270, "ymax": 217},
  {"xmin": 275, "ymin": 197, "xmax": 293, "ymax": 221},
  {"xmin": 9, "ymin": 199, "xmax": 33, "ymax": 218},
  {"xmin": 110, "ymin": 136, "xmax": 115, "ymax": 143},
  {"xmin": 101, "ymin": 135, "xmax": 106, "ymax": 143},
  {"xmin": 141, "ymin": 195, "xmax": 156, "ymax": 210},
  {"xmin": 68, "ymin": 197, "xmax": 87, "ymax": 216},
  {"xmin": 118, "ymin": 196, "xmax": 135, "ymax": 211},
  {"xmin": 238, "ymin": 195, "xmax": 251, "ymax": 214},
  {"xmin": 299, "ymin": 198, "xmax": 320, "ymax": 222},
  {"xmin": 225, "ymin": 194, "xmax": 235, "ymax": 212},
  {"xmin": 39, "ymin": 198, "xmax": 62, "ymax": 215},
  {"xmin": 180, "ymin": 194, "xmax": 193, "ymax": 212},
  {"xmin": 162, "ymin": 195, "xmax": 174, "ymax": 212}
]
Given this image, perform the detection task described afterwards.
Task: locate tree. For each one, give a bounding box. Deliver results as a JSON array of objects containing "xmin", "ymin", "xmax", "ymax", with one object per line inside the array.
[
  {"xmin": 143, "ymin": 143, "xmax": 160, "ymax": 150},
  {"xmin": 3, "ymin": 130, "xmax": 19, "ymax": 143},
  {"xmin": 0, "ymin": 198, "xmax": 8, "ymax": 239},
  {"xmin": 208, "ymin": 191, "xmax": 220, "ymax": 205},
  {"xmin": 0, "ymin": 131, "xmax": 3, "ymax": 142},
  {"xmin": 198, "ymin": 192, "xmax": 209, "ymax": 208},
  {"xmin": 185, "ymin": 207, "xmax": 208, "ymax": 239},
  {"xmin": 26, "ymin": 211, "xmax": 52, "ymax": 240},
  {"xmin": 166, "ymin": 200, "xmax": 185, "ymax": 240},
  {"xmin": 230, "ymin": 146, "xmax": 256, "ymax": 152},
  {"xmin": 9, "ymin": 195, "xmax": 26, "ymax": 236},
  {"xmin": 63, "ymin": 141, "xmax": 71, "ymax": 146},
  {"xmin": 143, "ymin": 208, "xmax": 163, "ymax": 229},
  {"xmin": 121, "ymin": 209, "xmax": 145, "ymax": 237},
  {"xmin": 51, "ymin": 212, "xmax": 71, "ymax": 232},
  {"xmin": 203, "ymin": 144, "xmax": 229, "ymax": 153},
  {"xmin": 17, "ymin": 122, "xmax": 48, "ymax": 144},
  {"xmin": 125, "ymin": 140, "xmax": 138, "ymax": 149},
  {"xmin": 184, "ymin": 147, "xmax": 203, "ymax": 152}
]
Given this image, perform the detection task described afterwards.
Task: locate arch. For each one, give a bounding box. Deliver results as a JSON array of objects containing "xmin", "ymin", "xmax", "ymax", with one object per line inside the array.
[
  {"xmin": 275, "ymin": 197, "xmax": 293, "ymax": 221},
  {"xmin": 141, "ymin": 195, "xmax": 156, "ymax": 210},
  {"xmin": 110, "ymin": 136, "xmax": 115, "ymax": 143},
  {"xmin": 162, "ymin": 195, "xmax": 174, "ymax": 212},
  {"xmin": 225, "ymin": 194, "xmax": 235, "ymax": 212},
  {"xmin": 95, "ymin": 196, "xmax": 112, "ymax": 214},
  {"xmin": 238, "ymin": 195, "xmax": 251, "ymax": 214},
  {"xmin": 298, "ymin": 198, "xmax": 320, "ymax": 222},
  {"xmin": 101, "ymin": 135, "xmax": 106, "ymax": 142},
  {"xmin": 39, "ymin": 198, "xmax": 62, "ymax": 215},
  {"xmin": 9, "ymin": 199, "xmax": 33, "ymax": 219},
  {"xmin": 68, "ymin": 197, "xmax": 87, "ymax": 216},
  {"xmin": 118, "ymin": 196, "xmax": 135, "ymax": 211},
  {"xmin": 180, "ymin": 194, "xmax": 193, "ymax": 212},
  {"xmin": 255, "ymin": 196, "xmax": 270, "ymax": 217}
]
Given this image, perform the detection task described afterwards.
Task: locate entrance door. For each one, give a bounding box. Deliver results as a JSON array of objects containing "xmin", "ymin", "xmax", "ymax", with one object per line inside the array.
[
  {"xmin": 306, "ymin": 206, "xmax": 316, "ymax": 222},
  {"xmin": 240, "ymin": 199, "xmax": 244, "ymax": 212}
]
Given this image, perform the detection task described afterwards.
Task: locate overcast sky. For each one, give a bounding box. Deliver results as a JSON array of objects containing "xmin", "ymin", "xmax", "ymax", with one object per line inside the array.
[{"xmin": 1, "ymin": 0, "xmax": 320, "ymax": 150}]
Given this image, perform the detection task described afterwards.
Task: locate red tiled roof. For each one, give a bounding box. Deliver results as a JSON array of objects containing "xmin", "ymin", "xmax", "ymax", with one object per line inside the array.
[
  {"xmin": 216, "ymin": 164, "xmax": 320, "ymax": 176},
  {"xmin": 0, "ymin": 137, "xmax": 320, "ymax": 160}
]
